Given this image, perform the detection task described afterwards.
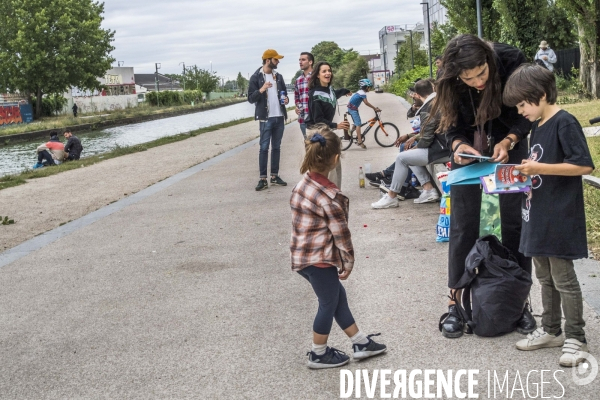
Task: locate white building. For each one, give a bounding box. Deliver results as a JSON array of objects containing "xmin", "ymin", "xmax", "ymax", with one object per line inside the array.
[
  {"xmin": 378, "ymin": 23, "xmax": 426, "ymax": 83},
  {"xmin": 65, "ymin": 67, "xmax": 139, "ymax": 114}
]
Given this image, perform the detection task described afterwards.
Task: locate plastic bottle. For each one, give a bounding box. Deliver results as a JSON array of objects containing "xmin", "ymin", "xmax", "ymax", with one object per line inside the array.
[
  {"xmin": 411, "ymin": 173, "xmax": 417, "ymax": 187},
  {"xmin": 359, "ymin": 167, "xmax": 365, "ymax": 188}
]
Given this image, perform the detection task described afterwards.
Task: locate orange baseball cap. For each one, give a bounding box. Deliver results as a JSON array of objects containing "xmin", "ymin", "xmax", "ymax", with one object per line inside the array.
[{"xmin": 262, "ymin": 49, "xmax": 284, "ymax": 60}]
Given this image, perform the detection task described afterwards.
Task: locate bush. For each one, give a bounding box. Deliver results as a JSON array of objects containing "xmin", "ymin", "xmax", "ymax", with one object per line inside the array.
[
  {"xmin": 30, "ymin": 94, "xmax": 68, "ymax": 117},
  {"xmin": 146, "ymin": 90, "xmax": 204, "ymax": 106},
  {"xmin": 387, "ymin": 66, "xmax": 432, "ymax": 99}
]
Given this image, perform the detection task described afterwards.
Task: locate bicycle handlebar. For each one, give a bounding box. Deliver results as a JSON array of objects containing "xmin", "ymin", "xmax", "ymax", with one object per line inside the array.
[{"xmin": 590, "ymin": 116, "xmax": 600, "ymax": 125}]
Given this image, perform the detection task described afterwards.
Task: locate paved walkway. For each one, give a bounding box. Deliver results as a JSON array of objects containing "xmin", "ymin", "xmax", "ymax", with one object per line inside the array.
[{"xmin": 1, "ymin": 94, "xmax": 598, "ymax": 399}]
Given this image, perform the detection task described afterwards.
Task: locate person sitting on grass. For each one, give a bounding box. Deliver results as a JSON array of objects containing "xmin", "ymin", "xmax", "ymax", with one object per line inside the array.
[
  {"xmin": 32, "ymin": 131, "xmax": 65, "ymax": 169},
  {"xmin": 503, "ymin": 64, "xmax": 594, "ymax": 367},
  {"xmin": 63, "ymin": 129, "xmax": 83, "ymax": 161},
  {"xmin": 347, "ymin": 78, "xmax": 380, "ymax": 149}
]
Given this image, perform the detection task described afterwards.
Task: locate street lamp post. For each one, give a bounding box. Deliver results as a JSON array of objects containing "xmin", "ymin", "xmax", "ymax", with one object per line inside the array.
[
  {"xmin": 154, "ymin": 62, "xmax": 161, "ymax": 106},
  {"xmin": 408, "ymin": 29, "xmax": 414, "ymax": 70},
  {"xmin": 476, "ymin": 0, "xmax": 483, "ymax": 38},
  {"xmin": 179, "ymin": 62, "xmax": 186, "ymax": 92},
  {"xmin": 210, "ymin": 61, "xmax": 212, "ymax": 73},
  {"xmin": 420, "ymin": 2, "xmax": 433, "ymax": 78}
]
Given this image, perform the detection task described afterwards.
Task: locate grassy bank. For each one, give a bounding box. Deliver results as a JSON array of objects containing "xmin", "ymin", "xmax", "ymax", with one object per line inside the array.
[
  {"xmin": 0, "ymin": 116, "xmax": 254, "ymax": 191},
  {"xmin": 0, "ymin": 97, "xmax": 246, "ymax": 137},
  {"xmin": 561, "ymin": 99, "xmax": 600, "ymax": 128},
  {"xmin": 585, "ymin": 136, "xmax": 600, "ymax": 254}
]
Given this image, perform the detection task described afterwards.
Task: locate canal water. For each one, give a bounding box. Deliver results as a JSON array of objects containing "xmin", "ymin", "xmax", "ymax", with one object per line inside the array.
[{"xmin": 0, "ymin": 98, "xmax": 296, "ymax": 177}]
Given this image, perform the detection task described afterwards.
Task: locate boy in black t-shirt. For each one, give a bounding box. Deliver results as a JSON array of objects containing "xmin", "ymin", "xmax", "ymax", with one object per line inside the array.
[{"xmin": 504, "ymin": 64, "xmax": 595, "ymax": 367}]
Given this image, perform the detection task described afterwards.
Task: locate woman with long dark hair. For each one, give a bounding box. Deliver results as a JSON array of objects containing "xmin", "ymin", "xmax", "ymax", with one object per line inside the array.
[
  {"xmin": 431, "ymin": 34, "xmax": 536, "ymax": 339},
  {"xmin": 304, "ymin": 61, "xmax": 351, "ymax": 188}
]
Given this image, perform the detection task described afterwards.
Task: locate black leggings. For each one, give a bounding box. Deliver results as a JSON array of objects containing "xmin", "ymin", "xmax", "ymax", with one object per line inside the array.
[
  {"xmin": 37, "ymin": 150, "xmax": 54, "ymax": 165},
  {"xmin": 448, "ymin": 143, "xmax": 532, "ymax": 288},
  {"xmin": 298, "ymin": 266, "xmax": 356, "ymax": 335}
]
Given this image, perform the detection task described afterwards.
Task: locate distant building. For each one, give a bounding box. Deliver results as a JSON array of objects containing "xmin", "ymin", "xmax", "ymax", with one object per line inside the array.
[
  {"xmin": 421, "ymin": 0, "xmax": 447, "ymax": 26},
  {"xmin": 378, "ymin": 23, "xmax": 425, "ymax": 83},
  {"xmin": 134, "ymin": 73, "xmax": 183, "ymax": 92},
  {"xmin": 66, "ymin": 67, "xmax": 139, "ymax": 114}
]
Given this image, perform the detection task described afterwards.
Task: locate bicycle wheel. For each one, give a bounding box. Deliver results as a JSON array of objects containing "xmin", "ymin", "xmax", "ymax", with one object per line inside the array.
[
  {"xmin": 374, "ymin": 122, "xmax": 399, "ymax": 147},
  {"xmin": 339, "ymin": 133, "xmax": 353, "ymax": 151}
]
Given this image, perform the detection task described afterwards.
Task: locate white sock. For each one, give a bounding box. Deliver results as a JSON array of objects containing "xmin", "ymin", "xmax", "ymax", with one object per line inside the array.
[
  {"xmin": 312, "ymin": 342, "xmax": 327, "ymax": 356},
  {"xmin": 350, "ymin": 331, "xmax": 369, "ymax": 345}
]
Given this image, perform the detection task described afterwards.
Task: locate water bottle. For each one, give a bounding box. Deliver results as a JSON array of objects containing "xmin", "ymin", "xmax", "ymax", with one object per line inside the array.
[
  {"xmin": 411, "ymin": 173, "xmax": 417, "ymax": 187},
  {"xmin": 279, "ymin": 91, "xmax": 286, "ymax": 105},
  {"xmin": 359, "ymin": 167, "xmax": 365, "ymax": 188}
]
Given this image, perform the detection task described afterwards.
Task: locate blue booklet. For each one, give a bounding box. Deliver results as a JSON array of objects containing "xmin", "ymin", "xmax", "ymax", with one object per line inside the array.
[{"xmin": 480, "ymin": 164, "xmax": 531, "ymax": 194}]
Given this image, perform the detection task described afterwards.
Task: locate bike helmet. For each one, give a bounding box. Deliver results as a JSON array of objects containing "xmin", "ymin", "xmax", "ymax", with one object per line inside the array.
[{"xmin": 358, "ymin": 78, "xmax": 373, "ymax": 88}]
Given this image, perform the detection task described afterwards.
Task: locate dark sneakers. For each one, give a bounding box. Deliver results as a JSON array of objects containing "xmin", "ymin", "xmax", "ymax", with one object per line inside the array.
[
  {"xmin": 439, "ymin": 305, "xmax": 464, "ymax": 338},
  {"xmin": 270, "ymin": 176, "xmax": 287, "ymax": 186},
  {"xmin": 255, "ymin": 179, "xmax": 268, "ymax": 191},
  {"xmin": 307, "ymin": 347, "xmax": 350, "ymax": 369},
  {"xmin": 352, "ymin": 334, "xmax": 387, "ymax": 360},
  {"xmin": 517, "ymin": 303, "xmax": 537, "ymax": 334}
]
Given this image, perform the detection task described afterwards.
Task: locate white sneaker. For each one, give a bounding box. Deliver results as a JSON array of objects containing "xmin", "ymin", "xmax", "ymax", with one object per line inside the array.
[
  {"xmin": 371, "ymin": 194, "xmax": 399, "ymax": 209},
  {"xmin": 559, "ymin": 338, "xmax": 589, "ymax": 367},
  {"xmin": 516, "ymin": 327, "xmax": 564, "ymax": 351},
  {"xmin": 413, "ymin": 189, "xmax": 440, "ymax": 204}
]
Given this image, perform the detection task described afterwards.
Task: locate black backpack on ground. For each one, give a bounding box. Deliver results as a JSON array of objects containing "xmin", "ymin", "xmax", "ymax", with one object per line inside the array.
[{"xmin": 448, "ymin": 235, "xmax": 532, "ymax": 337}]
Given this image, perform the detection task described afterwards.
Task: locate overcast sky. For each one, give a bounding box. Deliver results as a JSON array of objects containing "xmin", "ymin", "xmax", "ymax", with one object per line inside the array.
[{"xmin": 101, "ymin": 0, "xmax": 424, "ymax": 83}]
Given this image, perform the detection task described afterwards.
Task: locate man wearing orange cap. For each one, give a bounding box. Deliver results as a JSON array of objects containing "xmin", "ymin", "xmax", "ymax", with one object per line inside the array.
[{"xmin": 248, "ymin": 49, "xmax": 289, "ymax": 191}]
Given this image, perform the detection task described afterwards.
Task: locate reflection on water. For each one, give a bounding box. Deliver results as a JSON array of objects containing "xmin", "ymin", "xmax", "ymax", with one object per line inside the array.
[{"xmin": 0, "ymin": 99, "xmax": 295, "ymax": 177}]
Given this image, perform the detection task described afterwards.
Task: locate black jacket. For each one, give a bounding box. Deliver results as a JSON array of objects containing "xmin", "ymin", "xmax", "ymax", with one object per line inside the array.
[
  {"xmin": 64, "ymin": 135, "xmax": 83, "ymax": 158},
  {"xmin": 248, "ymin": 67, "xmax": 288, "ymax": 120},
  {"xmin": 445, "ymin": 43, "xmax": 532, "ymax": 151},
  {"xmin": 305, "ymin": 85, "xmax": 350, "ymax": 129}
]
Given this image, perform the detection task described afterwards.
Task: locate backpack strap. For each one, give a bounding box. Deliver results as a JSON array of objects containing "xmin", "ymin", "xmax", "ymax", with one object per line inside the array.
[{"xmin": 438, "ymin": 289, "xmax": 474, "ymax": 334}]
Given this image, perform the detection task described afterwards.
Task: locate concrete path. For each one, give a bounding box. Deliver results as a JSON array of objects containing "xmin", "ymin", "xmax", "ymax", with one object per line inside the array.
[{"xmin": 1, "ymin": 93, "xmax": 599, "ymax": 399}]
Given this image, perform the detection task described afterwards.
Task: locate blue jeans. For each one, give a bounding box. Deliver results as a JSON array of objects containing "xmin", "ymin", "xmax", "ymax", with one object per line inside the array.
[
  {"xmin": 299, "ymin": 123, "xmax": 307, "ymax": 139},
  {"xmin": 383, "ymin": 142, "xmax": 416, "ymax": 187},
  {"xmin": 259, "ymin": 117, "xmax": 285, "ymax": 178},
  {"xmin": 297, "ymin": 266, "xmax": 356, "ymax": 335}
]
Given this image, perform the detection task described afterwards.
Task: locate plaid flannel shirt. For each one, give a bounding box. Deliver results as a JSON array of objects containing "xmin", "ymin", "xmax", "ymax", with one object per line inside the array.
[
  {"xmin": 290, "ymin": 172, "xmax": 354, "ymax": 272},
  {"xmin": 294, "ymin": 72, "xmax": 311, "ymax": 124}
]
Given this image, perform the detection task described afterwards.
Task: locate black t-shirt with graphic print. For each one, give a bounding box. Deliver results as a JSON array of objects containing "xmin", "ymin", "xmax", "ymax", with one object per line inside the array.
[{"xmin": 520, "ymin": 110, "xmax": 595, "ymax": 259}]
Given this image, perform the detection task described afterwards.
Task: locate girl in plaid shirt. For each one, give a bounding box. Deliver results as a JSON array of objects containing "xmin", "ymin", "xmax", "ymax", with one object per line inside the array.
[{"xmin": 290, "ymin": 124, "xmax": 387, "ymax": 369}]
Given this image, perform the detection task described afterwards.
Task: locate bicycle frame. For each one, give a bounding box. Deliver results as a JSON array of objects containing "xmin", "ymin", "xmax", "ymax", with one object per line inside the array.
[{"xmin": 352, "ymin": 112, "xmax": 387, "ymax": 138}]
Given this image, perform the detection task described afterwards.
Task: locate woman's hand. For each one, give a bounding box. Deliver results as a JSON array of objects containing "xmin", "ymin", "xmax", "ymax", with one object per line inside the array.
[
  {"xmin": 453, "ymin": 143, "xmax": 480, "ymax": 165},
  {"xmin": 491, "ymin": 140, "xmax": 511, "ymax": 163},
  {"xmin": 337, "ymin": 121, "xmax": 350, "ymax": 131},
  {"xmin": 338, "ymin": 267, "xmax": 352, "ymax": 280}
]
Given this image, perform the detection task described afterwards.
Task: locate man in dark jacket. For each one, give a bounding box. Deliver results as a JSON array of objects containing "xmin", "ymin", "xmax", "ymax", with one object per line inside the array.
[
  {"xmin": 248, "ymin": 49, "xmax": 289, "ymax": 191},
  {"xmin": 63, "ymin": 129, "xmax": 83, "ymax": 160}
]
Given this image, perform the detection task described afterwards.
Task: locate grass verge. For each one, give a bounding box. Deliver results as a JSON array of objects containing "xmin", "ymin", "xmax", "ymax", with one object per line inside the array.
[
  {"xmin": 0, "ymin": 116, "xmax": 254, "ymax": 191},
  {"xmin": 0, "ymin": 98, "xmax": 246, "ymax": 137},
  {"xmin": 560, "ymin": 99, "xmax": 600, "ymax": 128},
  {"xmin": 585, "ymin": 136, "xmax": 600, "ymax": 254}
]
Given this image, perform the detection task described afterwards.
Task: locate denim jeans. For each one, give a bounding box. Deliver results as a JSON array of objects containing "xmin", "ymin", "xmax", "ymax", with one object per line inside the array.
[
  {"xmin": 37, "ymin": 150, "xmax": 54, "ymax": 165},
  {"xmin": 383, "ymin": 142, "xmax": 415, "ymax": 187},
  {"xmin": 297, "ymin": 266, "xmax": 356, "ymax": 335},
  {"xmin": 299, "ymin": 123, "xmax": 307, "ymax": 139},
  {"xmin": 534, "ymin": 256, "xmax": 586, "ymax": 341},
  {"xmin": 259, "ymin": 117, "xmax": 285, "ymax": 178}
]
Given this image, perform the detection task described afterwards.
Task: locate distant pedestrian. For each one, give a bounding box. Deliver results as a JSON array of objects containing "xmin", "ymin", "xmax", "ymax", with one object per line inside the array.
[
  {"xmin": 504, "ymin": 64, "xmax": 594, "ymax": 367},
  {"xmin": 294, "ymin": 52, "xmax": 313, "ymax": 139},
  {"xmin": 32, "ymin": 131, "xmax": 64, "ymax": 169},
  {"xmin": 63, "ymin": 129, "xmax": 83, "ymax": 161},
  {"xmin": 435, "ymin": 55, "xmax": 443, "ymax": 79},
  {"xmin": 72, "ymin": 103, "xmax": 78, "ymax": 117},
  {"xmin": 248, "ymin": 49, "xmax": 289, "ymax": 191},
  {"xmin": 290, "ymin": 125, "xmax": 387, "ymax": 369},
  {"xmin": 534, "ymin": 41, "xmax": 557, "ymax": 72}
]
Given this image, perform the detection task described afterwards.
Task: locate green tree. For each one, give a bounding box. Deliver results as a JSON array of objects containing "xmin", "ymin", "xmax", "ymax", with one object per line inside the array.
[
  {"xmin": 557, "ymin": 0, "xmax": 600, "ymax": 98},
  {"xmin": 291, "ymin": 70, "xmax": 303, "ymax": 85},
  {"xmin": 541, "ymin": 1, "xmax": 577, "ymax": 51},
  {"xmin": 0, "ymin": 0, "xmax": 115, "ymax": 118},
  {"xmin": 236, "ymin": 72, "xmax": 248, "ymax": 94},
  {"xmin": 431, "ymin": 22, "xmax": 458, "ymax": 57},
  {"xmin": 441, "ymin": 0, "xmax": 501, "ymax": 40},
  {"xmin": 311, "ymin": 41, "xmax": 346, "ymax": 70},
  {"xmin": 394, "ymin": 33, "xmax": 428, "ymax": 75},
  {"xmin": 493, "ymin": 0, "xmax": 547, "ymax": 58},
  {"xmin": 335, "ymin": 57, "xmax": 369, "ymax": 91},
  {"xmin": 184, "ymin": 65, "xmax": 219, "ymax": 96}
]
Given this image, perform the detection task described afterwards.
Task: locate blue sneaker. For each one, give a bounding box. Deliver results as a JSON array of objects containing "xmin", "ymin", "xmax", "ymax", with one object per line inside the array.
[
  {"xmin": 307, "ymin": 346, "xmax": 350, "ymax": 369},
  {"xmin": 32, "ymin": 162, "xmax": 44, "ymax": 169},
  {"xmin": 352, "ymin": 333, "xmax": 387, "ymax": 360}
]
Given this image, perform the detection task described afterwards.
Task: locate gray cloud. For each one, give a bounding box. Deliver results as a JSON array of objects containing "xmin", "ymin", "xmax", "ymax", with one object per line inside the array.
[{"xmin": 101, "ymin": 0, "xmax": 424, "ymax": 82}]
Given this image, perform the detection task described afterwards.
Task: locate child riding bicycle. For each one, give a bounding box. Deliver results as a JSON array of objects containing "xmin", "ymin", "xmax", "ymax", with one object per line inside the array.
[{"xmin": 347, "ymin": 79, "xmax": 381, "ymax": 149}]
